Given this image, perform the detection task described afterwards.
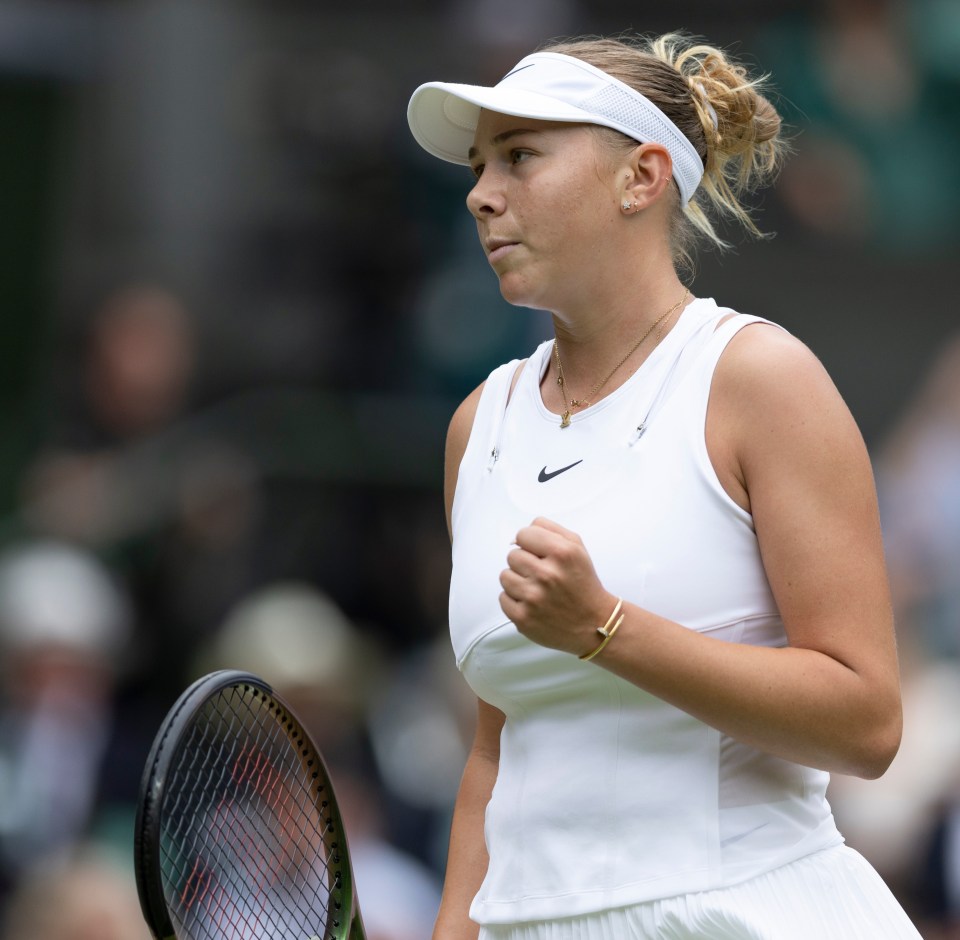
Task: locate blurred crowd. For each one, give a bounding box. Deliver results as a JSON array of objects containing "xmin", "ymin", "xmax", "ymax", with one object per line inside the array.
[{"xmin": 0, "ymin": 1, "xmax": 959, "ymax": 938}]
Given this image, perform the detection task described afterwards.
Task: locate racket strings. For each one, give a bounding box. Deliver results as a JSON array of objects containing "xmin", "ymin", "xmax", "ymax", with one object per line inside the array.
[{"xmin": 158, "ymin": 684, "xmax": 349, "ymax": 939}]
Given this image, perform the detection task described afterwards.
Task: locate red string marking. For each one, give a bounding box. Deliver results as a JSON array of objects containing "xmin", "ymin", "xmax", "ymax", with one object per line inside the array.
[
  {"xmin": 230, "ymin": 740, "xmax": 318, "ymax": 880},
  {"xmin": 181, "ymin": 711, "xmax": 333, "ymax": 933},
  {"xmin": 181, "ymin": 857, "xmax": 210, "ymax": 911}
]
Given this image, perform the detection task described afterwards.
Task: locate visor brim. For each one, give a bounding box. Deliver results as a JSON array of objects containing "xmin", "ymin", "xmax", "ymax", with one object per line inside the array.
[{"xmin": 407, "ymin": 81, "xmax": 601, "ymax": 165}]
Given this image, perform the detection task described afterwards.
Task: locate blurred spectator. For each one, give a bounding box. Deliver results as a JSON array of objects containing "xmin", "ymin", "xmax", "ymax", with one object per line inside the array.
[
  {"xmin": 16, "ymin": 282, "xmax": 269, "ymax": 717},
  {"xmin": 878, "ymin": 334, "xmax": 960, "ymax": 662},
  {"xmin": 21, "ymin": 282, "xmax": 200, "ymax": 547},
  {"xmin": 367, "ymin": 636, "xmax": 475, "ymax": 872},
  {"xmin": 0, "ymin": 539, "xmax": 132, "ymax": 902},
  {"xmin": 914, "ymin": 778, "xmax": 960, "ymax": 939},
  {"xmin": 74, "ymin": 283, "xmax": 196, "ymax": 445},
  {"xmin": 195, "ymin": 580, "xmax": 378, "ymax": 761},
  {"xmin": 195, "ymin": 581, "xmax": 441, "ymax": 939},
  {"xmin": 757, "ymin": 0, "xmax": 960, "ymax": 255},
  {"xmin": 0, "ymin": 845, "xmax": 151, "ymax": 940}
]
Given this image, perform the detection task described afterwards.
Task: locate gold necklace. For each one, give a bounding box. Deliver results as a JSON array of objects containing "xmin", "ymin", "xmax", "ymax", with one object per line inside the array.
[{"xmin": 553, "ymin": 289, "xmax": 689, "ymax": 429}]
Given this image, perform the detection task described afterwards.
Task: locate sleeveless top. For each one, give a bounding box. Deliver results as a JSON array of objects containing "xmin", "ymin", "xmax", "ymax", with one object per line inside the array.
[{"xmin": 448, "ymin": 298, "xmax": 843, "ymax": 925}]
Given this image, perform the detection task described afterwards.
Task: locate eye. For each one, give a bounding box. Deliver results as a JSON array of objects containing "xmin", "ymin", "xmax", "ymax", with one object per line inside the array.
[
  {"xmin": 470, "ymin": 162, "xmax": 484, "ymax": 179},
  {"xmin": 510, "ymin": 149, "xmax": 532, "ymax": 165}
]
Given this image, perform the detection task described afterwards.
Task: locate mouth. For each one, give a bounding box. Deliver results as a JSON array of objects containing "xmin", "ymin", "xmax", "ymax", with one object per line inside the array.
[{"xmin": 485, "ymin": 238, "xmax": 520, "ymax": 265}]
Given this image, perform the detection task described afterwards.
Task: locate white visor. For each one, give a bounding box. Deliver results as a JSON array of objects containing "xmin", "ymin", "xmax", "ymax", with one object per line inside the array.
[{"xmin": 407, "ymin": 51, "xmax": 704, "ymax": 204}]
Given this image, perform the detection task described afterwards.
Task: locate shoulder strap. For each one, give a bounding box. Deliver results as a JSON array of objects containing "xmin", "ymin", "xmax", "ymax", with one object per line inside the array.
[
  {"xmin": 711, "ymin": 313, "xmax": 779, "ymax": 346},
  {"xmin": 455, "ymin": 356, "xmax": 527, "ymax": 474},
  {"xmin": 482, "ymin": 340, "xmax": 552, "ymax": 470},
  {"xmin": 628, "ymin": 313, "xmax": 783, "ymax": 445}
]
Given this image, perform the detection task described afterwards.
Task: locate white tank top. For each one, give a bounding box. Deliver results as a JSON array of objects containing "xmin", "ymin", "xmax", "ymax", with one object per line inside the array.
[{"xmin": 448, "ymin": 298, "xmax": 843, "ymax": 925}]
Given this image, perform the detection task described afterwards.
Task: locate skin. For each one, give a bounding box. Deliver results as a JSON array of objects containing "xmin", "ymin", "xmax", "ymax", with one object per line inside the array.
[{"xmin": 433, "ymin": 108, "xmax": 903, "ymax": 940}]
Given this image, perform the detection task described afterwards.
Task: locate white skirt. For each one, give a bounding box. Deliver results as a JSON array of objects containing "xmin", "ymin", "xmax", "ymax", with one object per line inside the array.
[{"xmin": 477, "ymin": 846, "xmax": 922, "ymax": 940}]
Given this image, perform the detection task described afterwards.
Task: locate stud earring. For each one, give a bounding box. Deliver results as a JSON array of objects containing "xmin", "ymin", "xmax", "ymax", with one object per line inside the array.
[{"xmin": 622, "ymin": 201, "xmax": 632, "ymax": 211}]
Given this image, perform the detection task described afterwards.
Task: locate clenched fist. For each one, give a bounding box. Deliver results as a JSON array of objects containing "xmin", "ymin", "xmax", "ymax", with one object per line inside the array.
[{"xmin": 499, "ymin": 517, "xmax": 617, "ymax": 657}]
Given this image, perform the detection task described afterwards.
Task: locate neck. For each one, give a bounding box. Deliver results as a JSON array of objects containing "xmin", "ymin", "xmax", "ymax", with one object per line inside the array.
[
  {"xmin": 547, "ymin": 280, "xmax": 690, "ymax": 427},
  {"xmin": 550, "ymin": 272, "xmax": 689, "ymax": 381}
]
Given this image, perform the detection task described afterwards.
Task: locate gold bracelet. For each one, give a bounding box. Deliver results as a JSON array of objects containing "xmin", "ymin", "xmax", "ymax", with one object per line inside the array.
[
  {"xmin": 579, "ymin": 599, "xmax": 626, "ymax": 662},
  {"xmin": 599, "ymin": 598, "xmax": 622, "ymax": 635},
  {"xmin": 579, "ymin": 613, "xmax": 624, "ymax": 661}
]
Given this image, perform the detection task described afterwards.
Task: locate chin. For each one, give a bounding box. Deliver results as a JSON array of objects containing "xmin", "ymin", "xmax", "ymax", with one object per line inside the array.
[{"xmin": 496, "ymin": 274, "xmax": 548, "ymax": 311}]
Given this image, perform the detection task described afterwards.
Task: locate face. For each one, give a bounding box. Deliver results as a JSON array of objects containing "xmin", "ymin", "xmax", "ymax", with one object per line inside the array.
[{"xmin": 466, "ymin": 110, "xmax": 624, "ymax": 312}]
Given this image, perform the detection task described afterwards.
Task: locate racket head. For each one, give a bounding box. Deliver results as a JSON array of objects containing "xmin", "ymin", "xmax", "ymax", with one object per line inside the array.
[{"xmin": 134, "ymin": 669, "xmax": 362, "ymax": 940}]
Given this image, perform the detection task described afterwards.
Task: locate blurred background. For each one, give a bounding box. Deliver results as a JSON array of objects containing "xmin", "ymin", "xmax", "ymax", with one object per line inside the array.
[{"xmin": 0, "ymin": 0, "xmax": 958, "ymax": 937}]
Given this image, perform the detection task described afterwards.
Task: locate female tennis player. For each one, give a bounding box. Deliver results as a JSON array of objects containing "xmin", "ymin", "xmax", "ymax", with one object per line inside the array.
[{"xmin": 407, "ymin": 32, "xmax": 922, "ymax": 939}]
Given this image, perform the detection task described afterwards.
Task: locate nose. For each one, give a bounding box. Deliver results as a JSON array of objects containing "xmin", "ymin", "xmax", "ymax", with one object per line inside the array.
[{"xmin": 466, "ymin": 170, "xmax": 506, "ymax": 220}]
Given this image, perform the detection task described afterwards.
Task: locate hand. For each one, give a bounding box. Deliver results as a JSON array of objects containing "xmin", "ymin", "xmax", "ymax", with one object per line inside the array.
[{"xmin": 499, "ymin": 517, "xmax": 616, "ymax": 657}]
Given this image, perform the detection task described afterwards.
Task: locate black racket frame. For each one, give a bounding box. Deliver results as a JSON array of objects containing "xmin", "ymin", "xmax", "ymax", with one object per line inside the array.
[{"xmin": 134, "ymin": 669, "xmax": 364, "ymax": 940}]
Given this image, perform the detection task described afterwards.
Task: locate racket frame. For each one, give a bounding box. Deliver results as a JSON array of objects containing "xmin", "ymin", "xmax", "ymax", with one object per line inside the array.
[{"xmin": 134, "ymin": 669, "xmax": 364, "ymax": 940}]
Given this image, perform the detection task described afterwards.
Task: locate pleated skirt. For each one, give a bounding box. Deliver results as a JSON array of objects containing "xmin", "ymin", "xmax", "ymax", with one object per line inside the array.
[{"xmin": 477, "ymin": 846, "xmax": 922, "ymax": 940}]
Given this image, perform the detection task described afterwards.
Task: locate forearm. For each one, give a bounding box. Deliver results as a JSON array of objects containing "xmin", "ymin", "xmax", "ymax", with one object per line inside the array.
[
  {"xmin": 433, "ymin": 710, "xmax": 502, "ymax": 939},
  {"xmin": 593, "ymin": 600, "xmax": 901, "ymax": 778}
]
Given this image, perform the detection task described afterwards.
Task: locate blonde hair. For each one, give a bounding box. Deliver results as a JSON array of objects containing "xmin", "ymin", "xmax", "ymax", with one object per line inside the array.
[{"xmin": 542, "ymin": 33, "xmax": 786, "ymax": 272}]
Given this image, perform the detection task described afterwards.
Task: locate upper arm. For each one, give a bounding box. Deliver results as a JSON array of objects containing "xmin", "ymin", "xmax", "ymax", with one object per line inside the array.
[{"xmin": 708, "ymin": 326, "xmax": 899, "ymax": 691}]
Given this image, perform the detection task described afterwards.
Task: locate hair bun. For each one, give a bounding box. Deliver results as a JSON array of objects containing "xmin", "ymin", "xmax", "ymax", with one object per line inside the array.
[{"xmin": 542, "ymin": 31, "xmax": 788, "ymax": 267}]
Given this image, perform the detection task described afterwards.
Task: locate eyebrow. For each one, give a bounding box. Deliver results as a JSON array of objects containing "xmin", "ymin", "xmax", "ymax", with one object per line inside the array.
[{"xmin": 467, "ymin": 127, "xmax": 539, "ymax": 162}]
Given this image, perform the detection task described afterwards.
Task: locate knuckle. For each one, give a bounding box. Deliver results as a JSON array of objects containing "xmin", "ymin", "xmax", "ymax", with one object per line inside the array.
[
  {"xmin": 526, "ymin": 583, "xmax": 546, "ymax": 606},
  {"xmin": 541, "ymin": 561, "xmax": 565, "ymax": 586}
]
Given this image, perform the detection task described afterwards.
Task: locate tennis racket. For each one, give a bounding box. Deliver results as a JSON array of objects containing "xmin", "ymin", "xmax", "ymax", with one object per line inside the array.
[{"xmin": 134, "ymin": 669, "xmax": 365, "ymax": 940}]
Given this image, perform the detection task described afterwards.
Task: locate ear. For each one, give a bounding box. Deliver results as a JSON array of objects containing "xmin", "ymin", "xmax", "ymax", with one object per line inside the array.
[{"xmin": 619, "ymin": 143, "xmax": 674, "ymax": 212}]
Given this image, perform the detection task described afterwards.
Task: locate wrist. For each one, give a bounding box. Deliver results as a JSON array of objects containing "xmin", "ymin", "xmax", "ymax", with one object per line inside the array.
[{"xmin": 579, "ymin": 597, "xmax": 625, "ymax": 661}]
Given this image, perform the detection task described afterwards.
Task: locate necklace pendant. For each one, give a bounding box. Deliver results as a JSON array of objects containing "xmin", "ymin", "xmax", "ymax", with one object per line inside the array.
[{"xmin": 560, "ymin": 410, "xmax": 571, "ymax": 429}]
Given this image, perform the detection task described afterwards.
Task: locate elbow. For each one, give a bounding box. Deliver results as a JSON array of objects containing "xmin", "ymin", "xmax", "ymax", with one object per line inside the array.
[
  {"xmin": 854, "ymin": 734, "xmax": 900, "ymax": 780},
  {"xmin": 848, "ymin": 702, "xmax": 903, "ymax": 781},
  {"xmin": 868, "ymin": 720, "xmax": 903, "ymax": 780}
]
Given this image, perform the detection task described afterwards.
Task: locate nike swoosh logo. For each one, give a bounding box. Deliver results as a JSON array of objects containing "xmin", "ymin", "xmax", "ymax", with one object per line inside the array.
[
  {"xmin": 538, "ymin": 460, "xmax": 583, "ymax": 483},
  {"xmin": 501, "ymin": 63, "xmax": 535, "ymax": 81}
]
